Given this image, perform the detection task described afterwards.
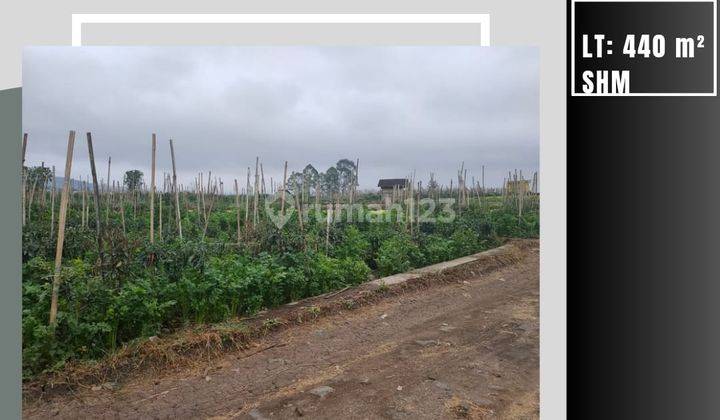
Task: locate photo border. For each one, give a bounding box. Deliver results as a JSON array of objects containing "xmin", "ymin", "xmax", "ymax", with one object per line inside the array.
[{"xmin": 72, "ymin": 14, "xmax": 492, "ymax": 47}]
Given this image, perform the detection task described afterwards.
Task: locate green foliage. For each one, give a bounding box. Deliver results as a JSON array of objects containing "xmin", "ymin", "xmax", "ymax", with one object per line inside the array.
[
  {"xmin": 22, "ymin": 179, "xmax": 538, "ymax": 379},
  {"xmin": 376, "ymin": 234, "xmax": 423, "ymax": 276},
  {"xmin": 333, "ymin": 225, "xmax": 370, "ymax": 261},
  {"xmin": 420, "ymin": 234, "xmax": 454, "ymax": 264}
]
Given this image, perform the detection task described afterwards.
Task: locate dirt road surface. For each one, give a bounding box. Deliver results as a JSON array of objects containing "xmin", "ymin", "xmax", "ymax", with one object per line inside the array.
[{"xmin": 25, "ymin": 242, "xmax": 539, "ymax": 419}]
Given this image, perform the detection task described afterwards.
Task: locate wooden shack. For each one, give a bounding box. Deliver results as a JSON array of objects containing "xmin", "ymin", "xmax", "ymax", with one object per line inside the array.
[
  {"xmin": 378, "ymin": 178, "xmax": 408, "ymax": 208},
  {"xmin": 505, "ymin": 179, "xmax": 531, "ymax": 195}
]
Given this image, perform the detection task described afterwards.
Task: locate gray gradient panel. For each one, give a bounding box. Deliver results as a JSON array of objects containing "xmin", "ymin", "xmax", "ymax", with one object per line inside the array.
[
  {"xmin": 0, "ymin": 88, "xmax": 21, "ymax": 419},
  {"xmin": 568, "ymin": 3, "xmax": 720, "ymax": 417}
]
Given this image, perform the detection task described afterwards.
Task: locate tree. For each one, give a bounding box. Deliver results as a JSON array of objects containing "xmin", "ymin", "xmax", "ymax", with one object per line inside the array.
[
  {"xmin": 322, "ymin": 166, "xmax": 340, "ymax": 198},
  {"xmin": 124, "ymin": 169, "xmax": 144, "ymax": 191},
  {"xmin": 427, "ymin": 173, "xmax": 439, "ymax": 192},
  {"xmin": 287, "ymin": 171, "xmax": 304, "ymax": 195},
  {"xmin": 302, "ymin": 164, "xmax": 319, "ymax": 198},
  {"xmin": 335, "ymin": 159, "xmax": 356, "ymax": 194},
  {"xmin": 26, "ymin": 165, "xmax": 52, "ymax": 187}
]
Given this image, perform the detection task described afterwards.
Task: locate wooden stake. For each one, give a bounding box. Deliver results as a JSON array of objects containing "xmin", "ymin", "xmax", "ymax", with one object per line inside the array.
[
  {"xmin": 49, "ymin": 131, "xmax": 75, "ymax": 326},
  {"xmin": 169, "ymin": 139, "xmax": 183, "ymax": 239}
]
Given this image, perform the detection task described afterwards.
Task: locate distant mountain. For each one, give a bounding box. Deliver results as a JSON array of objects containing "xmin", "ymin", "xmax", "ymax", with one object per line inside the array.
[{"xmin": 51, "ymin": 177, "xmax": 92, "ymax": 191}]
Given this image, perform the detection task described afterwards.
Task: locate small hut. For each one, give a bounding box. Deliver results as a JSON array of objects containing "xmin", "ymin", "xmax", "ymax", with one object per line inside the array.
[
  {"xmin": 378, "ymin": 178, "xmax": 408, "ymax": 208},
  {"xmin": 505, "ymin": 179, "xmax": 531, "ymax": 195}
]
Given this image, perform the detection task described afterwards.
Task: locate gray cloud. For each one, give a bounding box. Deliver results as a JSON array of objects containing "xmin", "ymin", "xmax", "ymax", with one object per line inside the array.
[{"xmin": 22, "ymin": 46, "xmax": 538, "ymax": 190}]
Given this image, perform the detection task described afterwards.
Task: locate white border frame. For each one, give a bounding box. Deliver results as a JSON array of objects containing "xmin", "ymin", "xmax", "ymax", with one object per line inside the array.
[
  {"xmin": 71, "ymin": 13, "xmax": 491, "ymax": 47},
  {"xmin": 571, "ymin": 0, "xmax": 717, "ymax": 96}
]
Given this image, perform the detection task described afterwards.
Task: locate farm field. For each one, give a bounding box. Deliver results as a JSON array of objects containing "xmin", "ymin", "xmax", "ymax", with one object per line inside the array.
[
  {"xmin": 22, "ymin": 139, "xmax": 538, "ymax": 384},
  {"xmin": 21, "ymin": 46, "xmax": 541, "ymax": 418},
  {"xmin": 23, "ymin": 239, "xmax": 539, "ymax": 419}
]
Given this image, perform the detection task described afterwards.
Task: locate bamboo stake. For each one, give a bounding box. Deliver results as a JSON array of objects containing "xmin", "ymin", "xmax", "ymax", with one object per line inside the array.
[
  {"xmin": 201, "ymin": 186, "xmax": 217, "ymax": 241},
  {"xmin": 325, "ymin": 203, "xmax": 332, "ymax": 251},
  {"xmin": 280, "ymin": 161, "xmax": 288, "ymax": 216},
  {"xmin": 84, "ymin": 176, "xmax": 90, "ymax": 228},
  {"xmin": 245, "ymin": 167, "xmax": 251, "ymax": 229},
  {"xmin": 50, "ymin": 166, "xmax": 56, "ymax": 239},
  {"xmin": 315, "ymin": 179, "xmax": 320, "ymax": 208},
  {"xmin": 86, "ymin": 133, "xmax": 104, "ymax": 267},
  {"xmin": 106, "ymin": 156, "xmax": 111, "ymax": 225},
  {"xmin": 253, "ymin": 157, "xmax": 259, "ymax": 227},
  {"xmin": 235, "ymin": 179, "xmax": 241, "ymax": 245},
  {"xmin": 150, "ymin": 134, "xmax": 156, "ymax": 243},
  {"xmin": 159, "ymin": 192, "xmax": 163, "ymax": 241},
  {"xmin": 292, "ymin": 182, "xmax": 304, "ymax": 233},
  {"xmin": 260, "ymin": 163, "xmax": 266, "ymax": 195},
  {"xmin": 40, "ymin": 163, "xmax": 48, "ymax": 208},
  {"xmin": 199, "ymin": 172, "xmax": 206, "ymax": 224},
  {"xmin": 49, "ymin": 131, "xmax": 75, "ymax": 326},
  {"xmin": 169, "ymin": 139, "xmax": 183, "ymax": 239},
  {"xmin": 81, "ymin": 180, "xmax": 86, "ymax": 228},
  {"xmin": 355, "ymin": 158, "xmax": 359, "ymax": 205},
  {"xmin": 119, "ymin": 190, "xmax": 126, "ymax": 237}
]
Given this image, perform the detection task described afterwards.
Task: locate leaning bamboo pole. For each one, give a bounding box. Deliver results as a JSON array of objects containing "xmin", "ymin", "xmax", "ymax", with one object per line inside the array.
[
  {"xmin": 169, "ymin": 139, "xmax": 183, "ymax": 239},
  {"xmin": 21, "ymin": 133, "xmax": 28, "ymax": 227},
  {"xmin": 49, "ymin": 131, "xmax": 75, "ymax": 326},
  {"xmin": 27, "ymin": 172, "xmax": 39, "ymax": 224},
  {"xmin": 86, "ymin": 133, "xmax": 104, "ymax": 267}
]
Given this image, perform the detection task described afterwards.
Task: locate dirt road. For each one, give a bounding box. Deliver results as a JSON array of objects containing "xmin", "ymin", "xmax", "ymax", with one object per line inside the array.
[{"xmin": 25, "ymin": 241, "xmax": 539, "ymax": 419}]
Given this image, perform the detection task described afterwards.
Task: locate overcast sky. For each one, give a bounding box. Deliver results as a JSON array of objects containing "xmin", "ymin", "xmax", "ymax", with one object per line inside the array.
[{"xmin": 23, "ymin": 46, "xmax": 538, "ymax": 191}]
